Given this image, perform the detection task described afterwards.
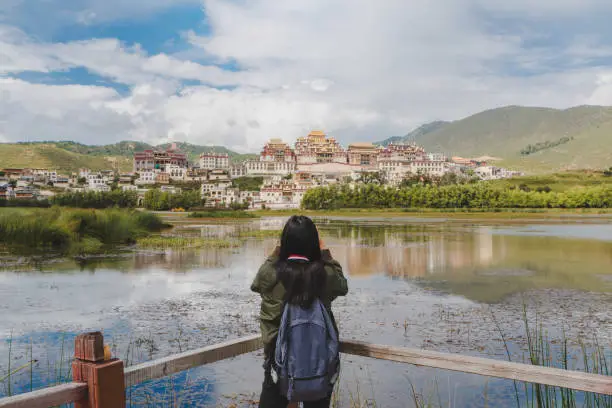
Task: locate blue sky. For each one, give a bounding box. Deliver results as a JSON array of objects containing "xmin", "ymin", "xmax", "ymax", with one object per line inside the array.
[{"xmin": 2, "ymin": 0, "xmax": 612, "ymax": 151}]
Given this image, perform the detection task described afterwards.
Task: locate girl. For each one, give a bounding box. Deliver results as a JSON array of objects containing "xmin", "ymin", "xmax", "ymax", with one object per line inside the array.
[{"xmin": 251, "ymin": 215, "xmax": 348, "ymax": 408}]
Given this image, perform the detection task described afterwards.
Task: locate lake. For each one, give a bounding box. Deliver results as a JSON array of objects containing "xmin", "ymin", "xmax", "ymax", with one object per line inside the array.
[{"xmin": 1, "ymin": 215, "xmax": 611, "ymax": 407}]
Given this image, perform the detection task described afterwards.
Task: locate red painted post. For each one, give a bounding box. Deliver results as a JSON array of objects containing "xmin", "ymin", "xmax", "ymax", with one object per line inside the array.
[{"xmin": 72, "ymin": 332, "xmax": 126, "ymax": 408}]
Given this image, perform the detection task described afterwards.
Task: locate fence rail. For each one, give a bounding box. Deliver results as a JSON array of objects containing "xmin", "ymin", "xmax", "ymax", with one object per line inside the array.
[
  {"xmin": 0, "ymin": 382, "xmax": 87, "ymax": 408},
  {"xmin": 124, "ymin": 334, "xmax": 262, "ymax": 387},
  {"xmin": 340, "ymin": 340, "xmax": 612, "ymax": 396},
  {"xmin": 0, "ymin": 332, "xmax": 610, "ymax": 408}
]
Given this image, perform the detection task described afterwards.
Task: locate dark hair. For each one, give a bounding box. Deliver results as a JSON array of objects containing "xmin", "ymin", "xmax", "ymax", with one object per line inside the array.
[{"xmin": 276, "ymin": 215, "xmax": 326, "ymax": 308}]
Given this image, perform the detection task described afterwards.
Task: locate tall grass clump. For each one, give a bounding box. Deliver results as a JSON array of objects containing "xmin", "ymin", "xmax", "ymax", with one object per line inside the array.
[
  {"xmin": 188, "ymin": 211, "xmax": 256, "ymax": 219},
  {"xmin": 0, "ymin": 208, "xmax": 70, "ymax": 249},
  {"xmin": 494, "ymin": 305, "xmax": 611, "ymax": 408},
  {"xmin": 137, "ymin": 236, "xmax": 238, "ymax": 249},
  {"xmin": 0, "ymin": 208, "xmax": 167, "ymax": 255}
]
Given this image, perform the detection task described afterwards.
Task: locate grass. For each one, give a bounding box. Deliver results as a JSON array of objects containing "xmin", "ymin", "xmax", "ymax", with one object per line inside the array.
[
  {"xmin": 188, "ymin": 211, "xmax": 257, "ymax": 219},
  {"xmin": 238, "ymin": 229, "xmax": 282, "ymax": 239},
  {"xmin": 136, "ymin": 236, "xmax": 239, "ymax": 249},
  {"xmin": 493, "ymin": 305, "xmax": 612, "ymax": 408},
  {"xmin": 487, "ymin": 170, "xmax": 612, "ymax": 193},
  {"xmin": 0, "ymin": 207, "xmax": 168, "ymax": 255},
  {"xmin": 406, "ymin": 105, "xmax": 612, "ymax": 172},
  {"xmin": 0, "ymin": 143, "xmax": 132, "ymax": 173}
]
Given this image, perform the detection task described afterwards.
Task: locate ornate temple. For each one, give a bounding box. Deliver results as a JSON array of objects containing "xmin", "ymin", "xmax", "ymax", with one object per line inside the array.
[{"xmin": 294, "ymin": 131, "xmax": 347, "ymax": 164}]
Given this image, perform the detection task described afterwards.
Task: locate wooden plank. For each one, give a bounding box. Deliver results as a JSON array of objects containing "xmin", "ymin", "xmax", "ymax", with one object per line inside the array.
[
  {"xmin": 124, "ymin": 334, "xmax": 263, "ymax": 387},
  {"xmin": 340, "ymin": 340, "xmax": 612, "ymax": 396},
  {"xmin": 0, "ymin": 382, "xmax": 88, "ymax": 408}
]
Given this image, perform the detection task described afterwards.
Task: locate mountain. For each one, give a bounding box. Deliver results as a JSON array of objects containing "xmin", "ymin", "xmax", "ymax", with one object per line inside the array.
[
  {"xmin": 0, "ymin": 141, "xmax": 256, "ymax": 174},
  {"xmin": 377, "ymin": 121, "xmax": 450, "ymax": 146},
  {"xmin": 383, "ymin": 106, "xmax": 612, "ymax": 171}
]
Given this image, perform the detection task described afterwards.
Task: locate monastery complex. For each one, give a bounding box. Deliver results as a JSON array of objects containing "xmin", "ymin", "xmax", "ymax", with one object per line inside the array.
[{"xmin": 1, "ymin": 131, "xmax": 520, "ymax": 209}]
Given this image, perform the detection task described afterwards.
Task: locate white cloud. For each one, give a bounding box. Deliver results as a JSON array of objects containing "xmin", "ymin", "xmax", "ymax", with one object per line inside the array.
[
  {"xmin": 2, "ymin": 0, "xmax": 612, "ymax": 149},
  {"xmin": 0, "ymin": 78, "xmax": 132, "ymax": 143}
]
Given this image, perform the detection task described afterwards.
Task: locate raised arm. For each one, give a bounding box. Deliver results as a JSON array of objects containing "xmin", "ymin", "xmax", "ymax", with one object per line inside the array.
[{"xmin": 322, "ymin": 249, "xmax": 348, "ymax": 299}]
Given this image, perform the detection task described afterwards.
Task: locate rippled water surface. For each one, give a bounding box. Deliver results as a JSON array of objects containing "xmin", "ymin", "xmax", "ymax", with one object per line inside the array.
[{"xmin": 1, "ymin": 215, "xmax": 611, "ymax": 407}]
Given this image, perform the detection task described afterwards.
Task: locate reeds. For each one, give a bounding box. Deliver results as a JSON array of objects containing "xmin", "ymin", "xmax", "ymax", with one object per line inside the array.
[
  {"xmin": 188, "ymin": 211, "xmax": 256, "ymax": 219},
  {"xmin": 136, "ymin": 236, "xmax": 239, "ymax": 249},
  {"xmin": 0, "ymin": 208, "xmax": 168, "ymax": 255},
  {"xmin": 493, "ymin": 304, "xmax": 612, "ymax": 408}
]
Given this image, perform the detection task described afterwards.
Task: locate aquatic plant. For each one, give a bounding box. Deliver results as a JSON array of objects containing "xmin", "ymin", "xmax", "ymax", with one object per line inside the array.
[
  {"xmin": 136, "ymin": 236, "xmax": 239, "ymax": 249},
  {"xmin": 492, "ymin": 305, "xmax": 612, "ymax": 408},
  {"xmin": 0, "ymin": 208, "xmax": 167, "ymax": 255},
  {"xmin": 188, "ymin": 211, "xmax": 256, "ymax": 219}
]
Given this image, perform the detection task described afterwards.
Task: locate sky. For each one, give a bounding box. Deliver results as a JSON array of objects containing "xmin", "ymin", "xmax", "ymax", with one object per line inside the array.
[{"xmin": 2, "ymin": 0, "xmax": 612, "ymax": 152}]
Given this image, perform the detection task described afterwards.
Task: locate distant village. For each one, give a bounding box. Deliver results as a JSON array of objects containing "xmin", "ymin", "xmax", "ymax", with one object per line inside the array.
[{"xmin": 1, "ymin": 131, "xmax": 522, "ymax": 209}]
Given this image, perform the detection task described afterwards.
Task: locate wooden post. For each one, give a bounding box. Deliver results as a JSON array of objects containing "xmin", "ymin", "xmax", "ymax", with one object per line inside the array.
[{"xmin": 72, "ymin": 332, "xmax": 126, "ymax": 408}]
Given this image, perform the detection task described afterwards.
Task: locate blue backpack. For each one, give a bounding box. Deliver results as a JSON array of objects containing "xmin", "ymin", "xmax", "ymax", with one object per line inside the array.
[{"xmin": 273, "ymin": 298, "xmax": 340, "ymax": 402}]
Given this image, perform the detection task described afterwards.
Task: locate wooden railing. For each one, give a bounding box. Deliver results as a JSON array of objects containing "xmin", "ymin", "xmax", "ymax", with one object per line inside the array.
[{"xmin": 0, "ymin": 332, "xmax": 610, "ymax": 408}]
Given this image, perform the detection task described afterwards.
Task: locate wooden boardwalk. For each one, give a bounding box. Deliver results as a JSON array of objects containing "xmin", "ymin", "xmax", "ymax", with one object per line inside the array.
[{"xmin": 0, "ymin": 332, "xmax": 610, "ymax": 408}]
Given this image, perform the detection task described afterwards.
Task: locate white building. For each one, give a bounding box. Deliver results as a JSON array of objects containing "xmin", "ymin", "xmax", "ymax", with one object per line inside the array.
[
  {"xmin": 31, "ymin": 169, "xmax": 58, "ymax": 182},
  {"xmin": 230, "ymin": 164, "xmax": 247, "ymax": 179},
  {"xmin": 259, "ymin": 181, "xmax": 309, "ymax": 209},
  {"xmin": 199, "ymin": 152, "xmax": 230, "ymax": 170},
  {"xmin": 411, "ymin": 160, "xmax": 448, "ymax": 177},
  {"xmin": 474, "ymin": 166, "xmax": 523, "ymax": 180},
  {"xmin": 377, "ymin": 153, "xmax": 413, "ymax": 184},
  {"xmin": 426, "ymin": 153, "xmax": 447, "ymax": 162},
  {"xmin": 135, "ymin": 170, "xmax": 157, "ymax": 185},
  {"xmin": 243, "ymin": 160, "xmax": 296, "ymax": 177},
  {"xmin": 160, "ymin": 185, "xmax": 182, "ymax": 194},
  {"xmin": 87, "ymin": 179, "xmax": 111, "ymax": 192},
  {"xmin": 239, "ymin": 191, "xmax": 261, "ymax": 207},
  {"xmin": 166, "ymin": 164, "xmax": 186, "ymax": 181}
]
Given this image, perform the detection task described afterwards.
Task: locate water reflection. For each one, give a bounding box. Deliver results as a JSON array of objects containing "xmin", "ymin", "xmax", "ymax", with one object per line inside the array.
[
  {"xmin": 1, "ymin": 218, "xmax": 611, "ymax": 406},
  {"xmin": 7, "ymin": 220, "xmax": 610, "ymax": 302}
]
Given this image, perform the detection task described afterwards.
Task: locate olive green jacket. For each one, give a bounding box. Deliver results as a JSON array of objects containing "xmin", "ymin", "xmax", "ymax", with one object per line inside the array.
[{"xmin": 250, "ymin": 247, "xmax": 348, "ymax": 347}]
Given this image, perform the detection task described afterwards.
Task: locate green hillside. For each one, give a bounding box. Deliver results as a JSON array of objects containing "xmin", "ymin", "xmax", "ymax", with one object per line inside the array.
[
  {"xmin": 0, "ymin": 141, "xmax": 256, "ymax": 173},
  {"xmin": 384, "ymin": 106, "xmax": 612, "ymax": 172},
  {"xmin": 377, "ymin": 120, "xmax": 450, "ymax": 146},
  {"xmin": 0, "ymin": 143, "xmax": 133, "ymax": 173},
  {"xmin": 156, "ymin": 142, "xmax": 258, "ymax": 163}
]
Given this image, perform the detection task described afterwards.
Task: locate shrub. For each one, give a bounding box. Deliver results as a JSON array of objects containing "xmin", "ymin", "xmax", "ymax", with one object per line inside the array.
[
  {"xmin": 0, "ymin": 208, "xmax": 167, "ymax": 254},
  {"xmin": 52, "ymin": 190, "xmax": 138, "ymax": 208}
]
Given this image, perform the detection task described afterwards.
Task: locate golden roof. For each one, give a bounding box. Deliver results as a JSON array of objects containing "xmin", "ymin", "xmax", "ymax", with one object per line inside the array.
[
  {"xmin": 349, "ymin": 142, "xmax": 376, "ymax": 148},
  {"xmin": 308, "ymin": 130, "xmax": 326, "ymax": 136}
]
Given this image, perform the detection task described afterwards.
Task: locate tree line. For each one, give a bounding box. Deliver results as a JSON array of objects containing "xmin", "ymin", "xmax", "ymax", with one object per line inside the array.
[
  {"xmin": 52, "ymin": 190, "xmax": 139, "ymax": 208},
  {"xmin": 143, "ymin": 189, "xmax": 202, "ymax": 211},
  {"xmin": 302, "ymin": 184, "xmax": 612, "ymax": 209},
  {"xmin": 520, "ymin": 136, "xmax": 573, "ymax": 156},
  {"xmin": 45, "ymin": 189, "xmax": 203, "ymax": 210}
]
